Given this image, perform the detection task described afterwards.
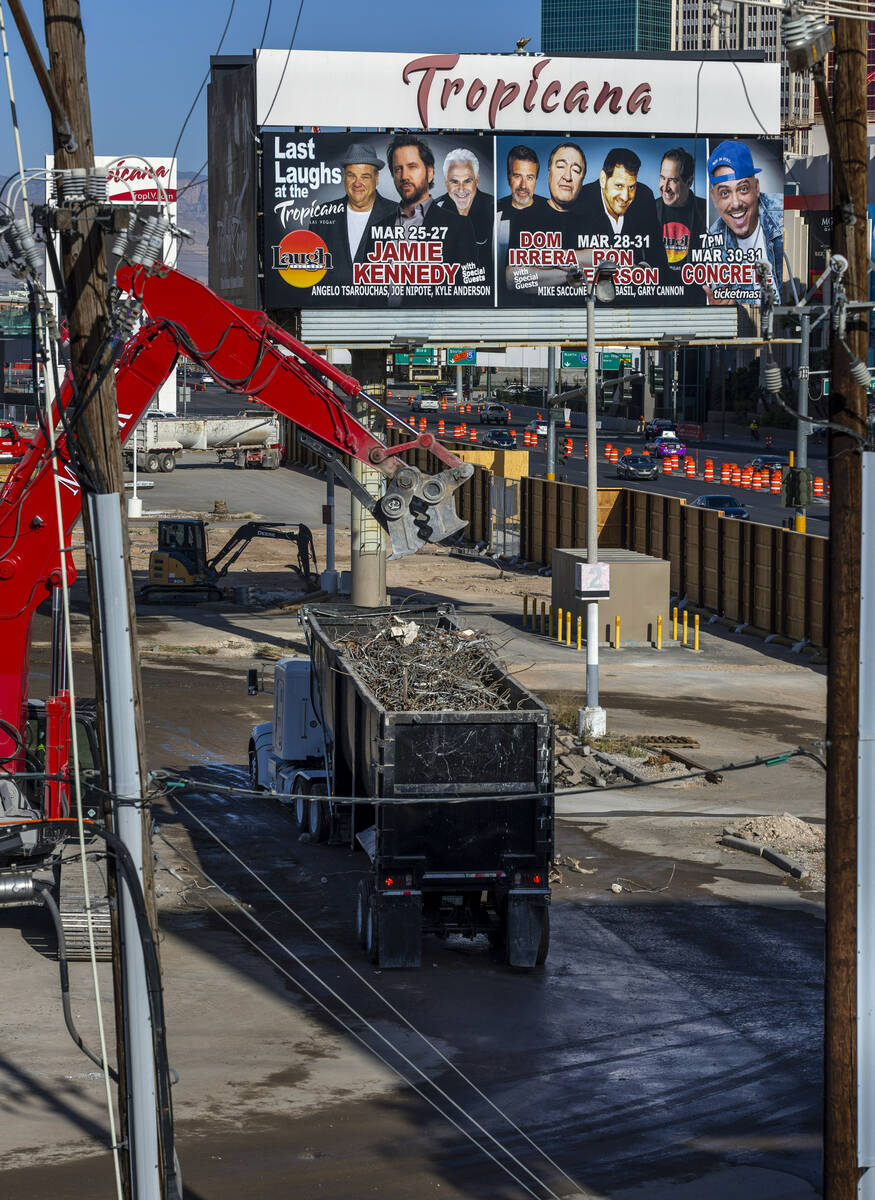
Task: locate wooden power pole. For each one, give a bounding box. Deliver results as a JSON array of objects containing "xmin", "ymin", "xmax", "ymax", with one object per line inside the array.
[{"xmin": 824, "ymin": 13, "xmax": 869, "ymax": 1199}]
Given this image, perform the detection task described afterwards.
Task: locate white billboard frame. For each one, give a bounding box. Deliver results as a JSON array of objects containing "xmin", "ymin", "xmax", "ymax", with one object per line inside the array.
[{"xmin": 255, "ymin": 50, "xmax": 780, "ymax": 137}]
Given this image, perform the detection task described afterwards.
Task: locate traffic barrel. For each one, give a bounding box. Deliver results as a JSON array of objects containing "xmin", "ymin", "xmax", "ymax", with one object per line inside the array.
[
  {"xmin": 510, "ymin": 429, "xmax": 516, "ymax": 441},
  {"xmin": 605, "ymin": 442, "xmax": 613, "ymax": 459},
  {"xmin": 386, "ymin": 417, "xmax": 394, "ymax": 428},
  {"xmin": 752, "ymin": 470, "xmax": 762, "ymax": 491},
  {"xmin": 610, "ymin": 447, "xmax": 619, "ymax": 463},
  {"xmin": 663, "ymin": 456, "xmax": 673, "ymax": 474},
  {"xmin": 624, "ymin": 446, "xmax": 631, "ymax": 457},
  {"xmin": 731, "ymin": 466, "xmax": 741, "ymax": 487},
  {"xmin": 419, "ymin": 416, "xmax": 427, "ymax": 431},
  {"xmin": 671, "ymin": 454, "xmax": 679, "ymax": 471},
  {"xmin": 813, "ymin": 476, "xmax": 824, "ymax": 498},
  {"xmin": 704, "ymin": 459, "xmax": 714, "ymax": 482},
  {"xmin": 437, "ymin": 418, "xmax": 445, "ymax": 436},
  {"xmin": 770, "ymin": 470, "xmax": 781, "ymax": 494},
  {"xmin": 453, "ymin": 424, "xmax": 463, "ymax": 439},
  {"xmin": 684, "ymin": 457, "xmax": 695, "ymax": 477},
  {"xmin": 741, "ymin": 467, "xmax": 752, "ymax": 489},
  {"xmin": 470, "ymin": 427, "xmax": 477, "ymax": 442},
  {"xmin": 565, "ymin": 417, "xmax": 571, "ymax": 428},
  {"xmin": 441, "ymin": 397, "xmax": 447, "ymax": 410},
  {"xmin": 720, "ymin": 463, "xmax": 730, "ymax": 484}
]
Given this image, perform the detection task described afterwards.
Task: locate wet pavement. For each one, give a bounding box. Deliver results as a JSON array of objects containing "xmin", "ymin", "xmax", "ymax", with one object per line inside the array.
[{"xmin": 1, "ymin": 635, "xmax": 824, "ymax": 1199}]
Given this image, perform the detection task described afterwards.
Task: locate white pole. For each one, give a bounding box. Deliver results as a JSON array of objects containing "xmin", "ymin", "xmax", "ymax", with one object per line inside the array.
[
  {"xmin": 127, "ymin": 424, "xmax": 142, "ymax": 518},
  {"xmin": 858, "ymin": 450, "xmax": 875, "ymax": 1195}
]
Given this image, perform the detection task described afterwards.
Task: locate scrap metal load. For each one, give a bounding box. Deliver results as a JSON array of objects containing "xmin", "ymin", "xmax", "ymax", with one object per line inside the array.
[{"xmin": 334, "ymin": 616, "xmax": 515, "ymax": 713}]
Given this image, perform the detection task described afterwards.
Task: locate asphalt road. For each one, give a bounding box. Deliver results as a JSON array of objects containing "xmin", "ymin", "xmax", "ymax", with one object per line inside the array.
[{"xmin": 170, "ymin": 384, "xmax": 829, "ymax": 534}]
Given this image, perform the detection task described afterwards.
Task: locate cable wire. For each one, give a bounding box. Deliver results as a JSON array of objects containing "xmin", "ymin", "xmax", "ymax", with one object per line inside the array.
[
  {"xmin": 157, "ymin": 822, "xmax": 583, "ymax": 1200},
  {"xmin": 170, "ymin": 0, "xmax": 237, "ymax": 169},
  {"xmin": 258, "ymin": 0, "xmax": 307, "ymax": 129}
]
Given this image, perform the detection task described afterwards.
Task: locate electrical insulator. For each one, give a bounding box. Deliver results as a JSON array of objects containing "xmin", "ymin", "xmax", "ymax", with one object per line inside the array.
[
  {"xmin": 113, "ymin": 294, "xmax": 142, "ymax": 339},
  {"xmin": 9, "ymin": 218, "xmax": 43, "ymax": 276},
  {"xmin": 58, "ymin": 168, "xmax": 87, "ymax": 203},
  {"xmin": 86, "ymin": 166, "xmax": 107, "ymax": 202},
  {"xmin": 762, "ymin": 359, "xmax": 783, "ymax": 394}
]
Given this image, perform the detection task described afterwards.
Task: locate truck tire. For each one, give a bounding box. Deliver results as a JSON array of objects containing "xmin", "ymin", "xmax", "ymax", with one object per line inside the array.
[
  {"xmin": 365, "ymin": 892, "xmax": 380, "ymax": 964},
  {"xmin": 355, "ymin": 877, "xmax": 374, "ymax": 947},
  {"xmin": 307, "ymin": 796, "xmax": 329, "ymax": 842},
  {"xmin": 535, "ymin": 907, "xmax": 550, "ymax": 967},
  {"xmin": 159, "ymin": 452, "xmax": 175, "ymax": 473},
  {"xmin": 144, "ymin": 452, "xmax": 160, "ymax": 474},
  {"xmin": 293, "ymin": 781, "xmax": 307, "ymax": 832}
]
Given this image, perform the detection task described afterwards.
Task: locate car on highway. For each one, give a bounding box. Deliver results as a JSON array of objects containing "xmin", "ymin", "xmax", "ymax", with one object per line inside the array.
[
  {"xmin": 645, "ymin": 431, "xmax": 686, "ymax": 458},
  {"xmin": 616, "ymin": 453, "xmax": 659, "ymax": 481},
  {"xmin": 434, "ymin": 383, "xmax": 457, "ymax": 399},
  {"xmin": 687, "ymin": 494, "xmax": 750, "ymax": 519},
  {"xmin": 478, "ymin": 402, "xmax": 510, "ymax": 425},
  {"xmin": 644, "ymin": 417, "xmax": 677, "ymax": 440},
  {"xmin": 525, "ymin": 418, "xmax": 548, "ymax": 437},
  {"xmin": 481, "ymin": 428, "xmax": 516, "ymax": 449},
  {"xmin": 410, "ymin": 392, "xmax": 440, "ymax": 412},
  {"xmin": 744, "ymin": 455, "xmax": 787, "ymax": 471}
]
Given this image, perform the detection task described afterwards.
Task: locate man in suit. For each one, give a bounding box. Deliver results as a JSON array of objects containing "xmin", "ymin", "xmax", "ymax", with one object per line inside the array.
[
  {"xmin": 576, "ymin": 148, "xmax": 667, "ymax": 269},
  {"xmin": 385, "ymin": 135, "xmax": 478, "ymax": 271},
  {"xmin": 434, "ymin": 147, "xmax": 493, "ymax": 274},
  {"xmin": 308, "ymin": 142, "xmax": 396, "ymax": 286}
]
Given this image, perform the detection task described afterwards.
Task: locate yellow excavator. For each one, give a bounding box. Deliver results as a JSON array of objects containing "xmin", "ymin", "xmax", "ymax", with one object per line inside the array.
[{"xmin": 142, "ymin": 519, "xmax": 318, "ymax": 604}]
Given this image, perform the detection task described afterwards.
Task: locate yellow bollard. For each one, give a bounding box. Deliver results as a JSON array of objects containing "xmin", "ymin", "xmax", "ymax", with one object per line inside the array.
[
  {"xmin": 657, "ymin": 613, "xmax": 662, "ymax": 650},
  {"xmin": 577, "ymin": 615, "xmax": 582, "ymax": 651},
  {"xmin": 694, "ymin": 613, "xmax": 700, "ymax": 651},
  {"xmin": 557, "ymin": 607, "xmax": 564, "ymax": 643},
  {"xmin": 523, "ymin": 593, "xmax": 528, "ymax": 628},
  {"xmin": 615, "ymin": 614, "xmax": 621, "ymax": 649},
  {"xmin": 540, "ymin": 601, "xmax": 546, "ymax": 635},
  {"xmin": 682, "ymin": 609, "xmax": 689, "ymax": 646},
  {"xmin": 672, "ymin": 606, "xmax": 678, "ymax": 641},
  {"xmin": 566, "ymin": 610, "xmax": 571, "ymax": 646},
  {"xmin": 789, "ymin": 449, "xmax": 795, "ymax": 467}
]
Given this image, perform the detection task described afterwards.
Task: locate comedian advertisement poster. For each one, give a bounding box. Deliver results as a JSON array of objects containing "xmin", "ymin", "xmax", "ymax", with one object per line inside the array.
[
  {"xmin": 262, "ymin": 132, "xmax": 494, "ymax": 308},
  {"xmin": 262, "ymin": 130, "xmax": 782, "ymax": 310}
]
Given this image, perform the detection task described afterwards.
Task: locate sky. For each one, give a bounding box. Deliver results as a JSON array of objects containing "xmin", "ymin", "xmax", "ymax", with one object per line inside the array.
[{"xmin": 0, "ymin": 0, "xmax": 542, "ymax": 175}]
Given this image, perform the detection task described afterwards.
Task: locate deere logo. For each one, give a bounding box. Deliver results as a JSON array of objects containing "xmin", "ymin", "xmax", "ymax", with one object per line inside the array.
[{"xmin": 274, "ymin": 230, "xmax": 332, "ymax": 288}]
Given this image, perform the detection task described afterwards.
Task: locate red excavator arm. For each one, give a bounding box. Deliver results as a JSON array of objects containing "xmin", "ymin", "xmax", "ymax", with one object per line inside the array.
[{"xmin": 0, "ymin": 265, "xmax": 473, "ymax": 772}]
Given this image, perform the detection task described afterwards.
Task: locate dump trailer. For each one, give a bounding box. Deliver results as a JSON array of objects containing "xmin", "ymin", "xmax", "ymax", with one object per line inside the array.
[
  {"xmin": 249, "ymin": 604, "xmax": 554, "ymax": 969},
  {"xmin": 122, "ymin": 415, "xmax": 282, "ymax": 472}
]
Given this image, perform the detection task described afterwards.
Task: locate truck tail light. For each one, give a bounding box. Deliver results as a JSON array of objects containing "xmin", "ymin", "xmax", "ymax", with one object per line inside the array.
[{"xmin": 513, "ymin": 870, "xmax": 545, "ymax": 887}]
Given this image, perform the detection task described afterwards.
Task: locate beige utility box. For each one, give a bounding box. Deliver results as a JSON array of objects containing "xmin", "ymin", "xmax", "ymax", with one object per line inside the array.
[{"xmin": 551, "ymin": 547, "xmax": 670, "ymax": 646}]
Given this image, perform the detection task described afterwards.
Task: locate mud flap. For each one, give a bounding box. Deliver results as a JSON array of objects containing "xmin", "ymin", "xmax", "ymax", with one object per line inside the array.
[
  {"xmin": 377, "ymin": 891, "xmax": 422, "ymax": 968},
  {"xmin": 506, "ymin": 892, "xmax": 549, "ymax": 968}
]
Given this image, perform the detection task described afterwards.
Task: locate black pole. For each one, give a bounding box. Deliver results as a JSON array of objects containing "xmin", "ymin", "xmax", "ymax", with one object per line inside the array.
[{"xmin": 28, "ymin": 284, "xmax": 38, "ymax": 422}]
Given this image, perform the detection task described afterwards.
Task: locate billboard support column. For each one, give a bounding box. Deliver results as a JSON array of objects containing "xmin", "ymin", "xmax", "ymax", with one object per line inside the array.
[
  {"xmin": 546, "ymin": 347, "xmax": 557, "ymax": 481},
  {"xmin": 349, "ymin": 350, "xmax": 387, "ymax": 607}
]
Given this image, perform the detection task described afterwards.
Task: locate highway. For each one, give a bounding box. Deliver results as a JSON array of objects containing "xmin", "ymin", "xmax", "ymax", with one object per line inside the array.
[{"xmin": 181, "ymin": 381, "xmax": 830, "ymax": 534}]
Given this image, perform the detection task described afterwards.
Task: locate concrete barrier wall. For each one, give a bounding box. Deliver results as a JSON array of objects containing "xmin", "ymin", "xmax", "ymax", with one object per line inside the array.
[{"xmin": 521, "ymin": 477, "xmax": 827, "ymax": 645}]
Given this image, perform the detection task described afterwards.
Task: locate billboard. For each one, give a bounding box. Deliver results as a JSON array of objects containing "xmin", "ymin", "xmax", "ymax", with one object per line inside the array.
[{"xmin": 262, "ymin": 132, "xmax": 783, "ymax": 310}]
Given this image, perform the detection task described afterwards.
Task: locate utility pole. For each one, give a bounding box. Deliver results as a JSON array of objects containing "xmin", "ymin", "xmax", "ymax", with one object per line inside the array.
[
  {"xmin": 42, "ymin": 3, "xmax": 166, "ymax": 1196},
  {"xmin": 823, "ymin": 13, "xmax": 869, "ymax": 1200}
]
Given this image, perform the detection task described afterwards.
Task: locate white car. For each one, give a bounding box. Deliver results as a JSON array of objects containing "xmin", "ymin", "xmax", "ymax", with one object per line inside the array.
[
  {"xmin": 411, "ymin": 393, "xmax": 440, "ymax": 412},
  {"xmin": 525, "ymin": 419, "xmax": 548, "ymax": 437}
]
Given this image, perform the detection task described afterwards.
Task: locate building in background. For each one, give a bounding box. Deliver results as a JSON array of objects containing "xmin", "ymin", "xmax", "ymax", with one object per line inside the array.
[
  {"xmin": 542, "ymin": 0, "xmax": 812, "ymax": 155},
  {"xmin": 541, "ymin": 0, "xmax": 671, "ymax": 54}
]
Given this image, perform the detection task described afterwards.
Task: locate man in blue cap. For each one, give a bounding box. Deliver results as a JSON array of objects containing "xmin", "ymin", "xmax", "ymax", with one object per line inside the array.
[{"xmin": 707, "ymin": 139, "xmax": 782, "ymax": 302}]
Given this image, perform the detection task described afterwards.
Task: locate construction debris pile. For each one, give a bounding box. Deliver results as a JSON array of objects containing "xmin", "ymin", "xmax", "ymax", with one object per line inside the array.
[{"xmin": 336, "ymin": 616, "xmax": 514, "ymax": 712}]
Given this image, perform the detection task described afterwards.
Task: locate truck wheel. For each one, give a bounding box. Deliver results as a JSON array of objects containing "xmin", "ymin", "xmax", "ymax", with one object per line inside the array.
[
  {"xmin": 535, "ymin": 908, "xmax": 550, "ymax": 967},
  {"xmin": 308, "ymin": 797, "xmax": 329, "ymax": 842},
  {"xmin": 293, "ymin": 781, "xmax": 307, "ymax": 832},
  {"xmin": 144, "ymin": 452, "xmax": 160, "ymax": 473},
  {"xmin": 365, "ymin": 892, "xmax": 380, "ymax": 964},
  {"xmin": 159, "ymin": 452, "xmax": 175, "ymax": 473},
  {"xmin": 355, "ymin": 877, "xmax": 374, "ymax": 947}
]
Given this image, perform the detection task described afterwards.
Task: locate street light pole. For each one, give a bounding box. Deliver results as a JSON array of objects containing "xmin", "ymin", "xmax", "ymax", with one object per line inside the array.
[
  {"xmin": 795, "ymin": 312, "xmax": 810, "ymax": 532},
  {"xmin": 585, "ymin": 289, "xmax": 599, "ymax": 713}
]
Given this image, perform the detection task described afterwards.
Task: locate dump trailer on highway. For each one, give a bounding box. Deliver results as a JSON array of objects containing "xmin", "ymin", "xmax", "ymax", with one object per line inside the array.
[
  {"xmin": 123, "ymin": 415, "xmax": 282, "ymax": 472},
  {"xmin": 249, "ymin": 604, "xmax": 554, "ymax": 969}
]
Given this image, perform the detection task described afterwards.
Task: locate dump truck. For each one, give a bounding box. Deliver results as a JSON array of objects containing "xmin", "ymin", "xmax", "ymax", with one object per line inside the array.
[
  {"xmin": 123, "ymin": 414, "xmax": 282, "ymax": 472},
  {"xmin": 248, "ymin": 604, "xmax": 554, "ymax": 969}
]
